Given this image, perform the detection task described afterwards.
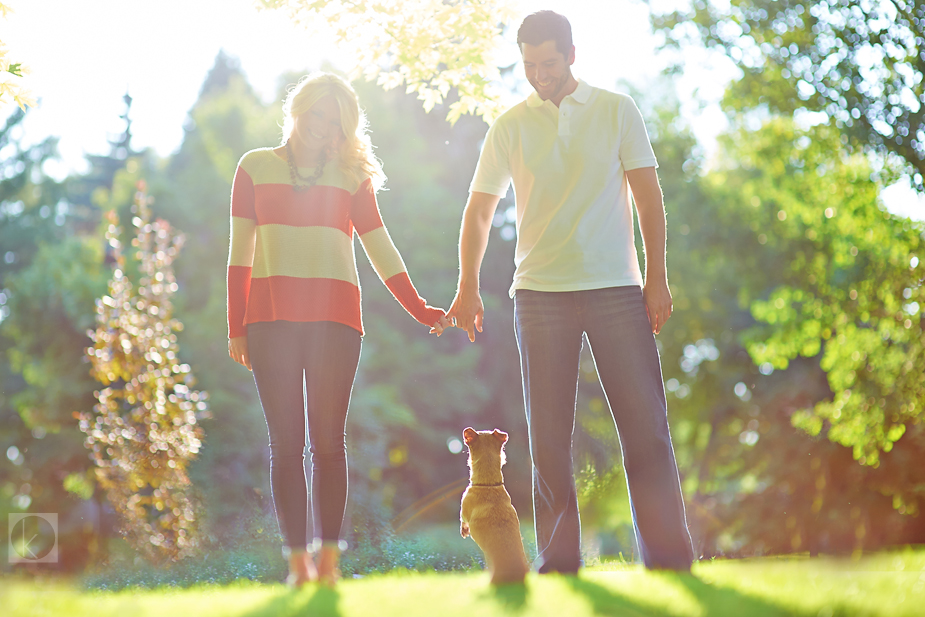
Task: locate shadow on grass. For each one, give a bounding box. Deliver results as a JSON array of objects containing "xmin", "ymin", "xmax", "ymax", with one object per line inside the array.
[
  {"xmin": 659, "ymin": 571, "xmax": 796, "ymax": 617},
  {"xmin": 568, "ymin": 571, "xmax": 797, "ymax": 617},
  {"xmin": 564, "ymin": 576, "xmax": 679, "ymax": 617},
  {"xmin": 482, "ymin": 581, "xmax": 529, "ymax": 612},
  {"xmin": 244, "ymin": 585, "xmax": 341, "ymax": 617}
]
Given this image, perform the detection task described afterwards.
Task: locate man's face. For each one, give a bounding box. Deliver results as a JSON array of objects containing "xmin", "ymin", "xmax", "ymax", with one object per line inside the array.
[{"xmin": 521, "ymin": 39, "xmax": 575, "ymax": 102}]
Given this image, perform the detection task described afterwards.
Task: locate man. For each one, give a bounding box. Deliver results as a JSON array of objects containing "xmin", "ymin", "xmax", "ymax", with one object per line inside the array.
[{"xmin": 447, "ymin": 10, "xmax": 695, "ymax": 573}]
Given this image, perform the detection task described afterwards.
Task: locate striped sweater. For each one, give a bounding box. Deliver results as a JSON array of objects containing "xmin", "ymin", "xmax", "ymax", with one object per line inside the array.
[{"xmin": 227, "ymin": 148, "xmax": 444, "ymax": 339}]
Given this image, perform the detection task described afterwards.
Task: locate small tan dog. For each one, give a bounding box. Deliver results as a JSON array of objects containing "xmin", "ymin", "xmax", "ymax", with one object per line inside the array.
[{"xmin": 460, "ymin": 427, "xmax": 530, "ymax": 584}]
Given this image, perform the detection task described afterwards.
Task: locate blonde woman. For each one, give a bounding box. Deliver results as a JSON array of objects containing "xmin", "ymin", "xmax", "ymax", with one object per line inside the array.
[{"xmin": 227, "ymin": 72, "xmax": 449, "ymax": 586}]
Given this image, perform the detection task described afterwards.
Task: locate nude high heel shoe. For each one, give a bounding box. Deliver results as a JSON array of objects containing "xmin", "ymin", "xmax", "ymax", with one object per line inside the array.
[{"xmin": 285, "ymin": 548, "xmax": 318, "ymax": 587}]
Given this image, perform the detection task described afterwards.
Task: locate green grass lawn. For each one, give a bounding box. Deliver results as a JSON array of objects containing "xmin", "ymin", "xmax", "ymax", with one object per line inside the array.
[{"xmin": 2, "ymin": 547, "xmax": 922, "ymax": 617}]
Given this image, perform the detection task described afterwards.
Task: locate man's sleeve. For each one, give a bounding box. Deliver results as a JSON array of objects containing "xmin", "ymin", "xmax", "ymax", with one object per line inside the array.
[
  {"xmin": 619, "ymin": 97, "xmax": 659, "ymax": 172},
  {"xmin": 468, "ymin": 119, "xmax": 512, "ymax": 197}
]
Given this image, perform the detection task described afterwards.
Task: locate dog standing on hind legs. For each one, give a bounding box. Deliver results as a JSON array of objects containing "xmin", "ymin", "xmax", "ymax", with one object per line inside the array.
[{"xmin": 460, "ymin": 427, "xmax": 530, "ymax": 585}]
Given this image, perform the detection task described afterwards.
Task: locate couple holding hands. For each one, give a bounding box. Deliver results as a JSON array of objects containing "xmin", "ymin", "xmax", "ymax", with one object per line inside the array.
[{"xmin": 227, "ymin": 11, "xmax": 694, "ymax": 587}]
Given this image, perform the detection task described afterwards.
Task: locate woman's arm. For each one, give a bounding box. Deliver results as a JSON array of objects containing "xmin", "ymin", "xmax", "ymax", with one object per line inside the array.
[
  {"xmin": 227, "ymin": 161, "xmax": 257, "ymax": 367},
  {"xmin": 351, "ymin": 179, "xmax": 446, "ymax": 329}
]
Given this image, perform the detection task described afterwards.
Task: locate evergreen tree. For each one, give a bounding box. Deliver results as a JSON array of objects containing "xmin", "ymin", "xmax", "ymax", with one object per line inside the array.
[
  {"xmin": 67, "ymin": 93, "xmax": 149, "ymax": 235},
  {"xmin": 82, "ymin": 184, "xmax": 207, "ymax": 561}
]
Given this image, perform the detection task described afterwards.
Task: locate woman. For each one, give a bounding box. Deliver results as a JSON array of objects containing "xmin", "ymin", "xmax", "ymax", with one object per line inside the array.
[{"xmin": 227, "ymin": 72, "xmax": 449, "ymax": 586}]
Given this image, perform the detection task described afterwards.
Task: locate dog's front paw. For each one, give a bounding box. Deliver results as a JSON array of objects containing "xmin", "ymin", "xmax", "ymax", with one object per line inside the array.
[{"xmin": 461, "ymin": 522, "xmax": 469, "ymax": 538}]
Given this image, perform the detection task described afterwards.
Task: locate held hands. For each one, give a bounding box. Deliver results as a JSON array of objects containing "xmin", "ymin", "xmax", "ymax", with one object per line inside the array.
[
  {"xmin": 429, "ymin": 314, "xmax": 452, "ymax": 336},
  {"xmin": 429, "ymin": 281, "xmax": 484, "ymax": 341},
  {"xmin": 642, "ymin": 279, "xmax": 673, "ymax": 335},
  {"xmin": 228, "ymin": 336, "xmax": 251, "ymax": 370}
]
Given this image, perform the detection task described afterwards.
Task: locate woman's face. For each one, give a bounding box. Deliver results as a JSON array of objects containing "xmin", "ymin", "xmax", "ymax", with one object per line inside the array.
[{"xmin": 293, "ymin": 94, "xmax": 344, "ymax": 154}]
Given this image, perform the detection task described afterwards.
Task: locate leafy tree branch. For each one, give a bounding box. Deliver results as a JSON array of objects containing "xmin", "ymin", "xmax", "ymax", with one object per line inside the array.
[
  {"xmin": 0, "ymin": 2, "xmax": 35, "ymax": 110},
  {"xmin": 256, "ymin": 0, "xmax": 516, "ymax": 125},
  {"xmin": 650, "ymin": 0, "xmax": 925, "ymax": 191}
]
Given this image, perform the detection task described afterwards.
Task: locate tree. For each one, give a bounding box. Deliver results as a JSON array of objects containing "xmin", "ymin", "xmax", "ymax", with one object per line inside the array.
[
  {"xmin": 654, "ymin": 105, "xmax": 925, "ymax": 555},
  {"xmin": 1, "ymin": 237, "xmax": 110, "ymax": 570},
  {"xmin": 0, "ymin": 110, "xmax": 67, "ymax": 292},
  {"xmin": 68, "ymin": 93, "xmax": 146, "ymax": 216},
  {"xmin": 256, "ymin": 0, "xmax": 517, "ymax": 124},
  {"xmin": 636, "ymin": 0, "xmax": 925, "ymax": 552},
  {"xmin": 649, "ymin": 0, "xmax": 925, "ymax": 191},
  {"xmin": 737, "ymin": 119, "xmax": 925, "ymax": 461},
  {"xmin": 81, "ymin": 186, "xmax": 207, "ymax": 561},
  {"xmin": 0, "ymin": 107, "xmax": 109, "ymax": 571}
]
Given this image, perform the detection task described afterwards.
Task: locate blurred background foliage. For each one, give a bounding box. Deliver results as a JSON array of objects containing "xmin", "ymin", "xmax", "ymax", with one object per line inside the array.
[{"xmin": 1, "ymin": 0, "xmax": 924, "ymax": 582}]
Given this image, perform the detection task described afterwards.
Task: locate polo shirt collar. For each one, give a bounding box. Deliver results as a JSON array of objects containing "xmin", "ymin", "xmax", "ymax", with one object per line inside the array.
[
  {"xmin": 570, "ymin": 79, "xmax": 592, "ymax": 104},
  {"xmin": 526, "ymin": 78, "xmax": 591, "ymax": 108}
]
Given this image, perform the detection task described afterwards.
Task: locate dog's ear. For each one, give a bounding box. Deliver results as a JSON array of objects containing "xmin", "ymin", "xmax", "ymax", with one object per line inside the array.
[
  {"xmin": 492, "ymin": 429, "xmax": 508, "ymax": 444},
  {"xmin": 463, "ymin": 427, "xmax": 478, "ymax": 445}
]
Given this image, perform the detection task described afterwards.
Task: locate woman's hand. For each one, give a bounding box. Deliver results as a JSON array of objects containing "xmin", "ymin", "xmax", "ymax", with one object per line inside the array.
[
  {"xmin": 429, "ymin": 314, "xmax": 452, "ymax": 337},
  {"xmin": 228, "ymin": 336, "xmax": 252, "ymax": 370}
]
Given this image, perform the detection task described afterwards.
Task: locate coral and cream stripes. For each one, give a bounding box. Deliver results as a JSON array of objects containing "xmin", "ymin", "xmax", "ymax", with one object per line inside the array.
[{"xmin": 227, "ymin": 148, "xmax": 443, "ymax": 338}]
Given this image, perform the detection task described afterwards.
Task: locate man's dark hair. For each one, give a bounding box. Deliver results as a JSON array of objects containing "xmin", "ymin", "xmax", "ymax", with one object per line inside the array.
[{"xmin": 516, "ymin": 10, "xmax": 573, "ymax": 56}]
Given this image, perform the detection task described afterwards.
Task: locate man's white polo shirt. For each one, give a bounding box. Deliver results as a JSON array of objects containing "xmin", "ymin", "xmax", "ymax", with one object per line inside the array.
[{"xmin": 469, "ymin": 79, "xmax": 658, "ymax": 298}]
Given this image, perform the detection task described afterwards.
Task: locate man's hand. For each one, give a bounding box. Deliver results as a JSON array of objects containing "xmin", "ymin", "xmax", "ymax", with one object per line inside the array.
[
  {"xmin": 430, "ymin": 314, "xmax": 452, "ymax": 336},
  {"xmin": 627, "ymin": 166, "xmax": 671, "ymax": 335},
  {"xmin": 642, "ymin": 279, "xmax": 672, "ymax": 335},
  {"xmin": 228, "ymin": 336, "xmax": 251, "ymax": 370},
  {"xmin": 448, "ymin": 283, "xmax": 484, "ymax": 342},
  {"xmin": 449, "ymin": 191, "xmax": 501, "ymax": 343}
]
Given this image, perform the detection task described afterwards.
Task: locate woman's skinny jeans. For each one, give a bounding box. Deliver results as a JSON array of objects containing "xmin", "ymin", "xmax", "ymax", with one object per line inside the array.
[{"xmin": 247, "ymin": 320, "xmax": 361, "ymax": 551}]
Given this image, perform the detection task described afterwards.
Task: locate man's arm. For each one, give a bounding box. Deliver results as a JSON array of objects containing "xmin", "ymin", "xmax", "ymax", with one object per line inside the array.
[
  {"xmin": 626, "ymin": 166, "xmax": 671, "ymax": 335},
  {"xmin": 447, "ymin": 191, "xmax": 503, "ymax": 342}
]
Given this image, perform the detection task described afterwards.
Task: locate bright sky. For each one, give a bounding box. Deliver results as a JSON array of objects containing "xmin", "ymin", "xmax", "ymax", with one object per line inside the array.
[
  {"xmin": 2, "ymin": 0, "xmax": 923, "ymax": 218},
  {"xmin": 1, "ymin": 0, "xmax": 728, "ymax": 168}
]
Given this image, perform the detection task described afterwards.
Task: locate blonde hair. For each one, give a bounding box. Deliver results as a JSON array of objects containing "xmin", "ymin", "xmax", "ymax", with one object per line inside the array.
[{"xmin": 281, "ymin": 72, "xmax": 385, "ymax": 191}]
